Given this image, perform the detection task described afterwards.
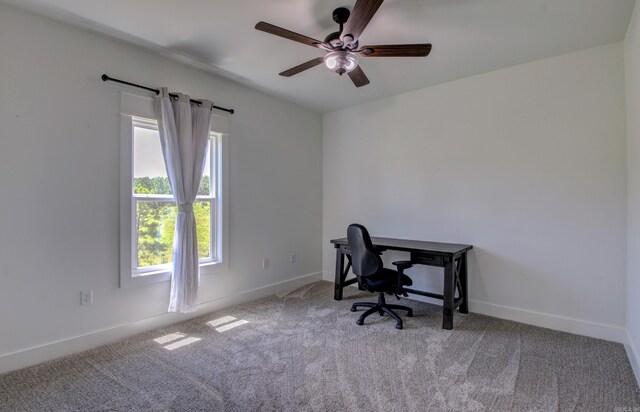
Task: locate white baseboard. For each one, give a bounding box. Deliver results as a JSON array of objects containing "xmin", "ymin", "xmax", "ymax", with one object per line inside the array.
[
  {"xmin": 0, "ymin": 272, "xmax": 322, "ymax": 374},
  {"xmin": 626, "ymin": 332, "xmax": 640, "ymax": 386},
  {"xmin": 323, "ymin": 271, "xmax": 626, "ymax": 343},
  {"xmin": 322, "ymin": 271, "xmax": 334, "ymax": 282},
  {"xmin": 469, "ymin": 299, "xmax": 626, "ymax": 343},
  {"xmin": 324, "ymin": 274, "xmax": 640, "ymax": 382}
]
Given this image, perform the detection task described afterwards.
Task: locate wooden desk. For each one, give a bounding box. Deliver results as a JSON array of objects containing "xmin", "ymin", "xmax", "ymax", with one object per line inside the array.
[{"xmin": 330, "ymin": 237, "xmax": 473, "ymax": 330}]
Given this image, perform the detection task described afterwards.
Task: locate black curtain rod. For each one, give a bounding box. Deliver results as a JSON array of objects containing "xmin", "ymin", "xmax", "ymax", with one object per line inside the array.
[{"xmin": 101, "ymin": 74, "xmax": 234, "ymax": 114}]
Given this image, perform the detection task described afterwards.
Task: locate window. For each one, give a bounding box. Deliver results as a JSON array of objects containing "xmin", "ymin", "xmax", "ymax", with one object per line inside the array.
[{"xmin": 120, "ymin": 92, "xmax": 228, "ymax": 287}]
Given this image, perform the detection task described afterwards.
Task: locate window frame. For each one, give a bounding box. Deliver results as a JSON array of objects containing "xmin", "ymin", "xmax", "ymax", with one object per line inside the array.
[{"xmin": 119, "ymin": 92, "xmax": 229, "ymax": 288}]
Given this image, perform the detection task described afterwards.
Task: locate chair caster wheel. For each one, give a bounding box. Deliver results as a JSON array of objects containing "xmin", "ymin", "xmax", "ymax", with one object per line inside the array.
[
  {"xmin": 356, "ymin": 319, "xmax": 364, "ymax": 325},
  {"xmin": 350, "ymin": 307, "xmax": 356, "ymax": 312},
  {"xmin": 396, "ymin": 324, "xmax": 403, "ymax": 330},
  {"xmin": 407, "ymin": 312, "xmax": 413, "ymax": 317}
]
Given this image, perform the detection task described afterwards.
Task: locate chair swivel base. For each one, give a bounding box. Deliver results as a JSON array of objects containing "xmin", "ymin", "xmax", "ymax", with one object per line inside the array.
[{"xmin": 351, "ymin": 292, "xmax": 413, "ymax": 329}]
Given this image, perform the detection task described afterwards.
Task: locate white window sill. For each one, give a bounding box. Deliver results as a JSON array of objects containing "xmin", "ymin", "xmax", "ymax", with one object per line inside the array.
[{"xmin": 121, "ymin": 260, "xmax": 228, "ymax": 288}]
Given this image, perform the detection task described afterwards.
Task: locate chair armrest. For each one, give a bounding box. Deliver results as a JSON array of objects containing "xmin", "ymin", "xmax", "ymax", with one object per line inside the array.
[
  {"xmin": 392, "ymin": 260, "xmax": 413, "ymax": 270},
  {"xmin": 392, "ymin": 261, "xmax": 413, "ymax": 295}
]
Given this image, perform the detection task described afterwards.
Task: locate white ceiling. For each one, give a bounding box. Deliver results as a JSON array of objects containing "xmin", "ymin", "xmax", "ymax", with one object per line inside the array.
[{"xmin": 2, "ymin": 0, "xmax": 635, "ymax": 113}]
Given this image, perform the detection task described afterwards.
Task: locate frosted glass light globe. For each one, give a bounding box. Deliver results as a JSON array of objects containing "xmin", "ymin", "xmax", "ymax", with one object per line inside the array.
[{"xmin": 323, "ymin": 51, "xmax": 359, "ymax": 75}]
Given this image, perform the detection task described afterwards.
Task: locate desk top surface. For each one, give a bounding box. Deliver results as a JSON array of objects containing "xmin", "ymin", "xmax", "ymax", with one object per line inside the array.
[{"xmin": 330, "ymin": 237, "xmax": 473, "ymax": 256}]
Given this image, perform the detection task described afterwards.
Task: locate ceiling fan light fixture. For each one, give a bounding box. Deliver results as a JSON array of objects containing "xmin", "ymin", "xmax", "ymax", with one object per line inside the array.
[
  {"xmin": 323, "ymin": 51, "xmax": 359, "ymax": 75},
  {"xmin": 256, "ymin": 1, "xmax": 432, "ymax": 87}
]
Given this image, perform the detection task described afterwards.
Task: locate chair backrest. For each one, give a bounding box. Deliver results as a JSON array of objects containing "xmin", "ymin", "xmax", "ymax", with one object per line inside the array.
[{"xmin": 347, "ymin": 224, "xmax": 383, "ymax": 277}]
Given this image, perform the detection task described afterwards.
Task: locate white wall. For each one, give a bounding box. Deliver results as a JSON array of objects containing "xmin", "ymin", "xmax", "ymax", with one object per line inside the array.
[
  {"xmin": 625, "ymin": 0, "xmax": 640, "ymax": 382},
  {"xmin": 0, "ymin": 4, "xmax": 322, "ymax": 371},
  {"xmin": 323, "ymin": 43, "xmax": 628, "ymax": 342}
]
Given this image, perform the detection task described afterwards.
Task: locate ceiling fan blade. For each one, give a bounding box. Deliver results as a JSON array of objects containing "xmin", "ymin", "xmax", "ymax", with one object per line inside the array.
[
  {"xmin": 361, "ymin": 44, "xmax": 432, "ymax": 57},
  {"xmin": 255, "ymin": 21, "xmax": 323, "ymax": 48},
  {"xmin": 341, "ymin": 0, "xmax": 384, "ymax": 42},
  {"xmin": 279, "ymin": 57, "xmax": 325, "ymax": 77},
  {"xmin": 348, "ymin": 66, "xmax": 370, "ymax": 87}
]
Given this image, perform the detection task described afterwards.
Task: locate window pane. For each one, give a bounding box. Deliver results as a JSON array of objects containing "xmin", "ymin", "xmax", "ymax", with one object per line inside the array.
[
  {"xmin": 136, "ymin": 200, "xmax": 211, "ymax": 269},
  {"xmin": 194, "ymin": 201, "xmax": 211, "ymax": 259},
  {"xmin": 133, "ymin": 126, "xmax": 212, "ymax": 197},
  {"xmin": 198, "ymin": 140, "xmax": 211, "ymax": 196},
  {"xmin": 133, "ymin": 126, "xmax": 171, "ymax": 195},
  {"xmin": 136, "ymin": 200, "xmax": 175, "ymax": 268}
]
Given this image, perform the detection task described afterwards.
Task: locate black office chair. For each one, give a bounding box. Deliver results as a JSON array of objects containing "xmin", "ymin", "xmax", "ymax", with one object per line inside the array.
[{"xmin": 347, "ymin": 224, "xmax": 414, "ymax": 329}]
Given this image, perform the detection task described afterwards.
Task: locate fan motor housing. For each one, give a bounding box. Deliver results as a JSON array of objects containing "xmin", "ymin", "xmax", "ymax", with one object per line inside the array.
[
  {"xmin": 325, "ymin": 31, "xmax": 358, "ymax": 50},
  {"xmin": 325, "ymin": 31, "xmax": 341, "ymax": 47}
]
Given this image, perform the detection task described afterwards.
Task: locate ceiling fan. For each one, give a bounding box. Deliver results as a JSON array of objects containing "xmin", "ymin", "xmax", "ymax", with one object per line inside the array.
[{"xmin": 255, "ymin": 0, "xmax": 432, "ymax": 87}]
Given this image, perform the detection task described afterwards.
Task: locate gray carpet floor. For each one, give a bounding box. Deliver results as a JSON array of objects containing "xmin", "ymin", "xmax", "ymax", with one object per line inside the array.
[{"xmin": 1, "ymin": 281, "xmax": 639, "ymax": 411}]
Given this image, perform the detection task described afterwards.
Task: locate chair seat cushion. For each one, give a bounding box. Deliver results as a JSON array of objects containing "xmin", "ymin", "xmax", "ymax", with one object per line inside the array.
[{"xmin": 362, "ymin": 268, "xmax": 413, "ymax": 292}]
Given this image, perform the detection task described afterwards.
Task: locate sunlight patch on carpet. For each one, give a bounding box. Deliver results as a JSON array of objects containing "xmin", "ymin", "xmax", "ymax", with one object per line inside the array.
[
  {"xmin": 163, "ymin": 337, "xmax": 202, "ymax": 351},
  {"xmin": 207, "ymin": 316, "xmax": 237, "ymax": 327},
  {"xmin": 153, "ymin": 333, "xmax": 186, "ymax": 344},
  {"xmin": 216, "ymin": 319, "xmax": 249, "ymax": 332}
]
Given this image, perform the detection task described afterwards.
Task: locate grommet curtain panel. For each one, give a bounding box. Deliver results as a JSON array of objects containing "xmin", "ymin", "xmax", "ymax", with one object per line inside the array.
[{"xmin": 154, "ymin": 87, "xmax": 212, "ymax": 313}]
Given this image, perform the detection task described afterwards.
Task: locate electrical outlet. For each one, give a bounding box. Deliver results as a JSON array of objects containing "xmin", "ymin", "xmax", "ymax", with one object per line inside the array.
[
  {"xmin": 290, "ymin": 254, "xmax": 296, "ymax": 263},
  {"xmin": 262, "ymin": 258, "xmax": 270, "ymax": 269},
  {"xmin": 81, "ymin": 289, "xmax": 93, "ymax": 305}
]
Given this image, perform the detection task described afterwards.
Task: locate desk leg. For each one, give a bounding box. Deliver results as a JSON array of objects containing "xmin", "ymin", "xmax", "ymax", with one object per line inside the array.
[
  {"xmin": 459, "ymin": 253, "xmax": 469, "ymax": 314},
  {"xmin": 443, "ymin": 259, "xmax": 455, "ymax": 330},
  {"xmin": 334, "ymin": 249, "xmax": 345, "ymax": 300}
]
